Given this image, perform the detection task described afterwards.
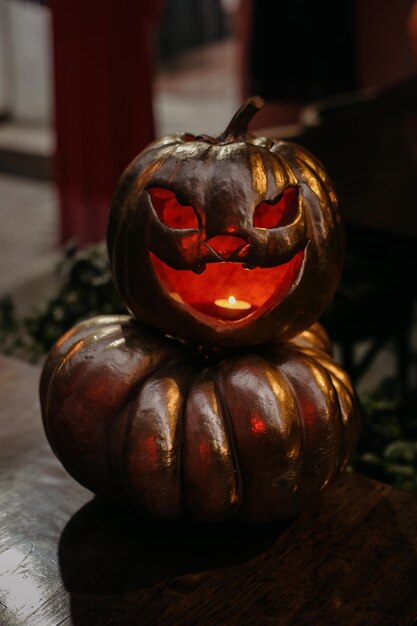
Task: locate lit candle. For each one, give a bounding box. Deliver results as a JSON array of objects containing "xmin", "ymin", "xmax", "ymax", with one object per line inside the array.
[{"xmin": 214, "ymin": 295, "xmax": 252, "ymax": 319}]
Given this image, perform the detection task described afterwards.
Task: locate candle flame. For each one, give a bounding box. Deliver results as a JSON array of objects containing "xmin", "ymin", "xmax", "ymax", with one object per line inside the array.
[{"xmin": 228, "ymin": 295, "xmax": 236, "ymax": 305}]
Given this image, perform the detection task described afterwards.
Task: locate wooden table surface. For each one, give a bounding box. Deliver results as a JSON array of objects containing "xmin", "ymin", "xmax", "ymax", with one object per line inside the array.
[{"xmin": 1, "ymin": 353, "xmax": 417, "ymax": 626}]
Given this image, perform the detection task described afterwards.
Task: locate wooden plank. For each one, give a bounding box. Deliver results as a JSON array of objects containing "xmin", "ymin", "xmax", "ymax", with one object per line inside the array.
[{"xmin": 1, "ymin": 354, "xmax": 417, "ymax": 625}]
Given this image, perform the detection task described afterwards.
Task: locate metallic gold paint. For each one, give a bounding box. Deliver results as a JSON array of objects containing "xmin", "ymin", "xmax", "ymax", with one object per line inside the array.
[
  {"xmin": 40, "ymin": 316, "xmax": 360, "ymax": 523},
  {"xmin": 107, "ymin": 98, "xmax": 344, "ymax": 348}
]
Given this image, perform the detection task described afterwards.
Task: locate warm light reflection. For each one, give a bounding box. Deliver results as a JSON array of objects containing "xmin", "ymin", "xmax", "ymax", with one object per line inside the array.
[
  {"xmin": 144, "ymin": 435, "xmax": 158, "ymax": 466},
  {"xmin": 199, "ymin": 441, "xmax": 211, "ymax": 464},
  {"xmin": 250, "ymin": 415, "xmax": 267, "ymax": 435}
]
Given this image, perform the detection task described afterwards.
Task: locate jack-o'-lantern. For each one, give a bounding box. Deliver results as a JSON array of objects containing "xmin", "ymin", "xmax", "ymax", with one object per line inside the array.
[
  {"xmin": 107, "ymin": 97, "xmax": 344, "ymax": 347},
  {"xmin": 40, "ymin": 315, "xmax": 360, "ymax": 523}
]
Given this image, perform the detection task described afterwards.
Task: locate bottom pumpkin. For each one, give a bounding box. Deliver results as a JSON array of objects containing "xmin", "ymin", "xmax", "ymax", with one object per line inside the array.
[{"xmin": 40, "ymin": 316, "xmax": 360, "ymax": 523}]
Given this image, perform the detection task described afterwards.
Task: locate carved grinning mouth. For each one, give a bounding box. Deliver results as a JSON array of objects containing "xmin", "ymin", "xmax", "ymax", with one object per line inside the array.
[
  {"xmin": 147, "ymin": 185, "xmax": 306, "ymax": 323},
  {"xmin": 150, "ymin": 250, "xmax": 306, "ymax": 323}
]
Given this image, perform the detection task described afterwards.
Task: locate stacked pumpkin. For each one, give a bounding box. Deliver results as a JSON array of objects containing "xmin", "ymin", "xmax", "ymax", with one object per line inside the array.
[{"xmin": 40, "ymin": 97, "xmax": 360, "ymax": 522}]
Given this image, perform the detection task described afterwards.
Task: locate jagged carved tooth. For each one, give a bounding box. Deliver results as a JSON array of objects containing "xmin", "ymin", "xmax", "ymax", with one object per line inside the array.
[{"xmin": 192, "ymin": 264, "xmax": 206, "ymax": 274}]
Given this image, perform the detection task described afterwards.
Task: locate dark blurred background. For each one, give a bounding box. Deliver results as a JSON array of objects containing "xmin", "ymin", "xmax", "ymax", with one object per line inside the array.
[{"xmin": 0, "ymin": 0, "xmax": 417, "ymax": 416}]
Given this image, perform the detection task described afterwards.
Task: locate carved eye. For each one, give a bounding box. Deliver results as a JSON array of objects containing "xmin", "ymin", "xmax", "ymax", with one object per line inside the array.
[
  {"xmin": 148, "ymin": 187, "xmax": 199, "ymax": 229},
  {"xmin": 253, "ymin": 186, "xmax": 299, "ymax": 229}
]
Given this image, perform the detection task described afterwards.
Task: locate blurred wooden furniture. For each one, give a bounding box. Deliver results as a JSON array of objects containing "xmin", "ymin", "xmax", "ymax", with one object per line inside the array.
[
  {"xmin": 240, "ymin": 0, "xmax": 417, "ymax": 130},
  {"xmin": 307, "ymin": 77, "xmax": 417, "ymax": 400},
  {"xmin": 1, "ymin": 353, "xmax": 417, "ymax": 625},
  {"xmin": 260, "ymin": 76, "xmax": 417, "ymax": 399},
  {"xmin": 297, "ymin": 77, "xmax": 417, "ymax": 240}
]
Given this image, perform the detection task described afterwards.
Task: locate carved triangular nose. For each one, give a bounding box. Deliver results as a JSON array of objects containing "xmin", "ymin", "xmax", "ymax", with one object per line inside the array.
[{"xmin": 206, "ymin": 235, "xmax": 247, "ymax": 259}]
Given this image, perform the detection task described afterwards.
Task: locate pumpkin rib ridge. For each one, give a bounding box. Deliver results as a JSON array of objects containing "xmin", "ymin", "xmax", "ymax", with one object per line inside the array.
[
  {"xmin": 42, "ymin": 323, "xmax": 124, "ymax": 452},
  {"xmin": 295, "ymin": 343, "xmax": 360, "ymax": 402},
  {"xmin": 311, "ymin": 350, "xmax": 357, "ymax": 405},
  {"xmin": 119, "ymin": 354, "xmax": 193, "ymax": 511},
  {"xmin": 107, "ymin": 353, "xmax": 187, "ymax": 500},
  {"xmin": 329, "ymin": 372, "xmax": 354, "ymax": 471},
  {"xmin": 268, "ymin": 148, "xmax": 295, "ymax": 194},
  {"xmin": 273, "ymin": 357, "xmax": 306, "ymax": 496},
  {"xmin": 293, "ymin": 146, "xmax": 339, "ymax": 208},
  {"xmin": 217, "ymin": 353, "xmax": 304, "ymax": 522},
  {"xmin": 108, "ymin": 161, "xmax": 153, "ymax": 294},
  {"xmin": 107, "ymin": 157, "xmax": 144, "ymax": 252},
  {"xmin": 178, "ymin": 360, "xmax": 208, "ymax": 520},
  {"xmin": 314, "ymin": 361, "xmax": 360, "ymax": 468},
  {"xmin": 302, "ymin": 348, "xmax": 345, "ymax": 455},
  {"xmin": 295, "ymin": 348, "xmax": 352, "ymax": 476},
  {"xmin": 212, "ymin": 368, "xmax": 243, "ymax": 518},
  {"xmin": 264, "ymin": 353, "xmax": 305, "ymax": 512},
  {"xmin": 42, "ymin": 318, "xmax": 185, "ymax": 500},
  {"xmin": 43, "ymin": 319, "xmax": 124, "ymax": 395},
  {"xmin": 279, "ymin": 347, "xmax": 344, "ymax": 491},
  {"xmin": 269, "ymin": 143, "xmax": 299, "ymax": 188},
  {"xmin": 268, "ymin": 348, "xmax": 332, "ymax": 496},
  {"xmin": 182, "ymin": 364, "xmax": 243, "ymax": 521},
  {"xmin": 109, "ymin": 203, "xmax": 136, "ymax": 297},
  {"xmin": 178, "ymin": 364, "xmax": 190, "ymax": 518},
  {"xmin": 278, "ymin": 145, "xmax": 338, "ymax": 232},
  {"xmin": 258, "ymin": 147, "xmax": 281, "ymax": 194},
  {"xmin": 287, "ymin": 148, "xmax": 341, "ymax": 240}
]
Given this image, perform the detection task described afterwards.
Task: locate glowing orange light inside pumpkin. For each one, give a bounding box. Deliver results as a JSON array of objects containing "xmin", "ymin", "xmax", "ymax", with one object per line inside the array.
[
  {"xmin": 149, "ymin": 187, "xmax": 198, "ymax": 229},
  {"xmin": 253, "ymin": 187, "xmax": 298, "ymax": 229},
  {"xmin": 152, "ymin": 251, "xmax": 305, "ymax": 323},
  {"xmin": 148, "ymin": 185, "xmax": 305, "ymax": 324}
]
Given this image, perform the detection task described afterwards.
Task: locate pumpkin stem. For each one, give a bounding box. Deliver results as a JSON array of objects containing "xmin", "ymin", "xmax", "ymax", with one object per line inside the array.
[{"xmin": 217, "ymin": 95, "xmax": 265, "ymax": 142}]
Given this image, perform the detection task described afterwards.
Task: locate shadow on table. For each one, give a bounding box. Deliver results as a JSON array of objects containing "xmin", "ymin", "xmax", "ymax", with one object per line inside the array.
[
  {"xmin": 56, "ymin": 478, "xmax": 417, "ymax": 625},
  {"xmin": 58, "ymin": 496, "xmax": 284, "ymax": 599}
]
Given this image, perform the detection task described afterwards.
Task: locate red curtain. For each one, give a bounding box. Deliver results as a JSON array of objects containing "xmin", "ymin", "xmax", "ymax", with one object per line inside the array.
[{"xmin": 49, "ymin": 1, "xmax": 160, "ymax": 245}]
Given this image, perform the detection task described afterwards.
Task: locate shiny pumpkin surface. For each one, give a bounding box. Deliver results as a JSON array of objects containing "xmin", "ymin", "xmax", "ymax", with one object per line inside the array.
[
  {"xmin": 107, "ymin": 97, "xmax": 344, "ymax": 347},
  {"xmin": 40, "ymin": 315, "xmax": 360, "ymax": 523}
]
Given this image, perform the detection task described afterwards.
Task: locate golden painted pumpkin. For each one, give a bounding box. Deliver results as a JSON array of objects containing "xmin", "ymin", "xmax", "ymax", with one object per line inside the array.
[
  {"xmin": 107, "ymin": 97, "xmax": 344, "ymax": 348},
  {"xmin": 40, "ymin": 315, "xmax": 360, "ymax": 523}
]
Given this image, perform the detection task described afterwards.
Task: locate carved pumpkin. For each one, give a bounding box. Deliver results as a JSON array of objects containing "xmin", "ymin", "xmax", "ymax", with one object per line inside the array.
[
  {"xmin": 40, "ymin": 315, "xmax": 360, "ymax": 523},
  {"xmin": 107, "ymin": 96, "xmax": 344, "ymax": 347}
]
